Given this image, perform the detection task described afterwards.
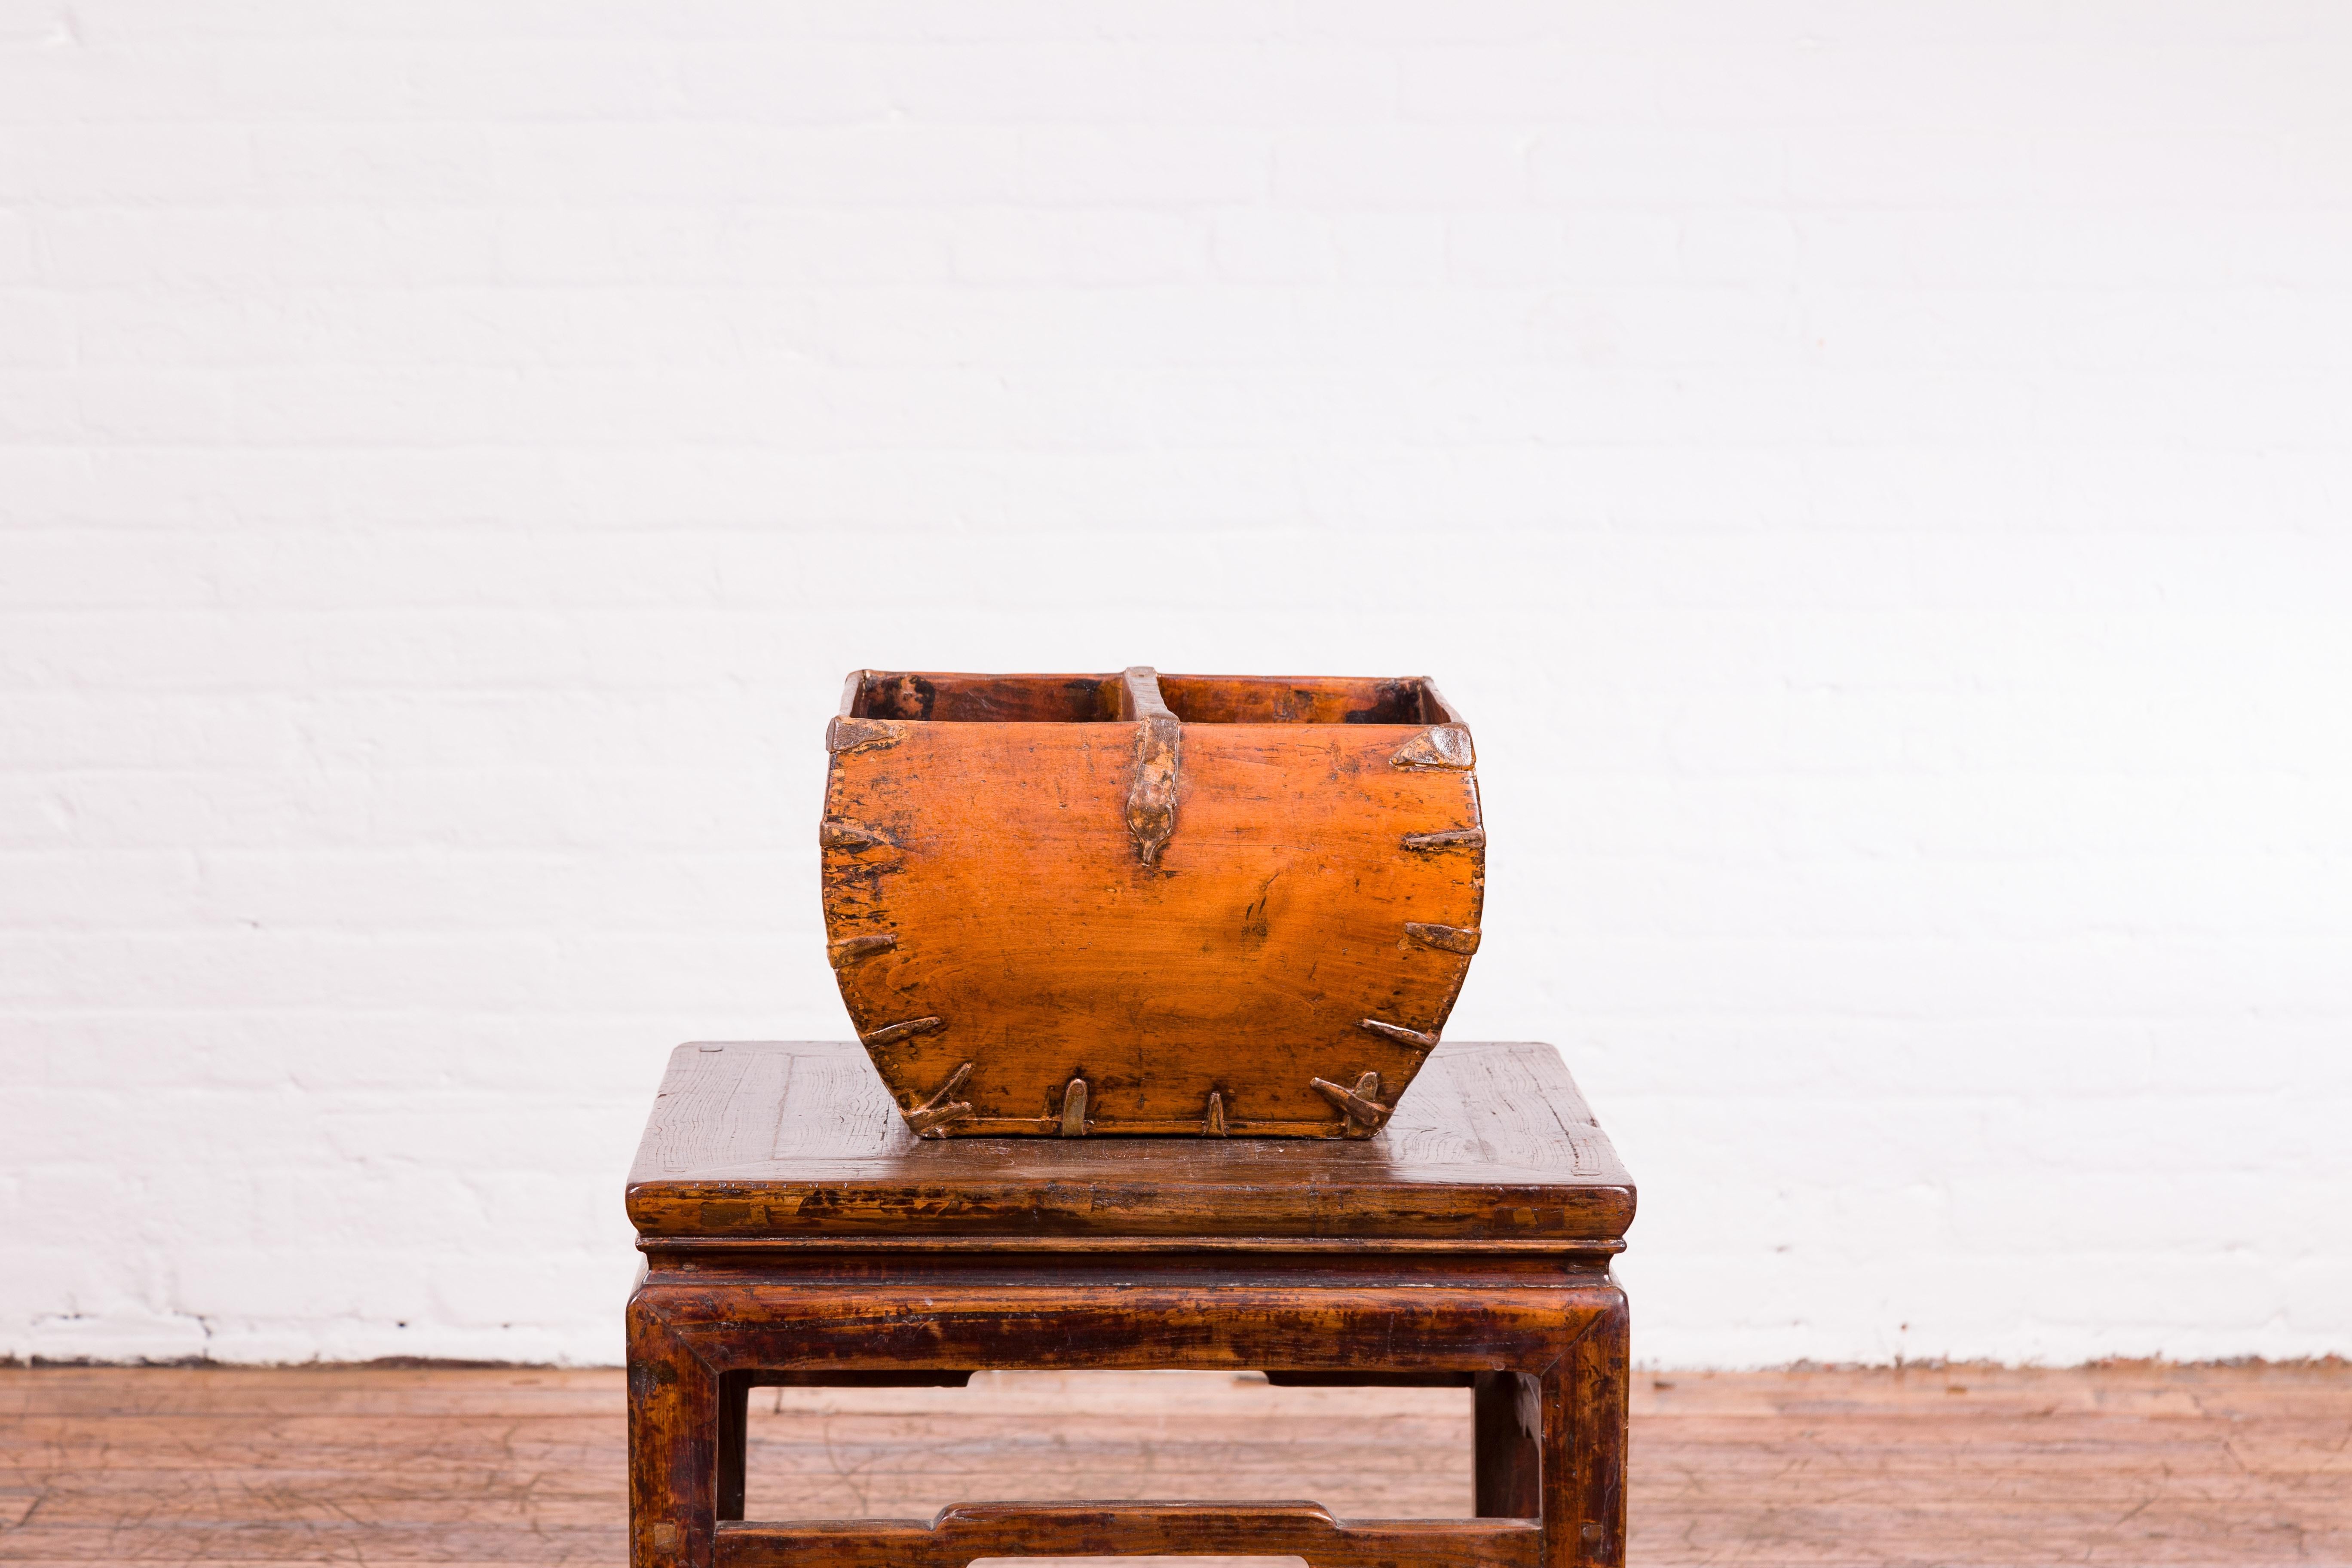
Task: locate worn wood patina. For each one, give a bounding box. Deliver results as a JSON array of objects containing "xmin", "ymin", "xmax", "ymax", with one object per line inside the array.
[
  {"xmin": 820, "ymin": 667, "xmax": 1487, "ymax": 1138},
  {"xmin": 626, "ymin": 1038, "xmax": 1635, "ymax": 1568}
]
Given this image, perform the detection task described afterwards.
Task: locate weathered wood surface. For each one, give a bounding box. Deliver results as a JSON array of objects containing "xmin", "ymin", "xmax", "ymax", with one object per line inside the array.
[
  {"xmin": 625, "ymin": 1040, "xmax": 1634, "ymax": 1243},
  {"xmin": 821, "ymin": 668, "xmax": 1485, "ymax": 1137},
  {"xmin": 627, "ymin": 1268, "xmax": 1627, "ymax": 1565},
  {"xmin": 719, "ymin": 1505, "xmax": 1539, "ymax": 1568},
  {"xmin": 625, "ymin": 1040, "xmax": 1632, "ymax": 1562},
  {"xmin": 2, "ymin": 1363, "xmax": 2346, "ymax": 1565}
]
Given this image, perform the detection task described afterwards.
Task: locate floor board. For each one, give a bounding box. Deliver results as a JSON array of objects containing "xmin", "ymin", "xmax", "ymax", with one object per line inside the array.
[{"xmin": 0, "ymin": 1363, "xmax": 2344, "ymax": 1565}]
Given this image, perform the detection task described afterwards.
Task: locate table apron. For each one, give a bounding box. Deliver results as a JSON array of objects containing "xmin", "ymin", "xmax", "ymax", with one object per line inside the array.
[{"xmin": 636, "ymin": 1279, "xmax": 1618, "ymax": 1374}]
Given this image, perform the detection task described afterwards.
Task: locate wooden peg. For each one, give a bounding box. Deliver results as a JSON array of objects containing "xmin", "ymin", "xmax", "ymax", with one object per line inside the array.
[
  {"xmin": 1060, "ymin": 1077, "xmax": 1090, "ymax": 1137},
  {"xmin": 1401, "ymin": 827, "xmax": 1485, "ymax": 851},
  {"xmin": 1360, "ymin": 1018, "xmax": 1440, "ymax": 1052},
  {"xmin": 903, "ymin": 1062, "xmax": 974, "ymax": 1136},
  {"xmin": 1403, "ymin": 922, "xmax": 1481, "ymax": 956},
  {"xmin": 826, "ymin": 933, "xmax": 896, "ymax": 968},
  {"xmin": 1203, "ymin": 1091, "xmax": 1227, "ymax": 1137},
  {"xmin": 1311, "ymin": 1071, "xmax": 1393, "ymax": 1138},
  {"xmin": 819, "ymin": 819, "xmax": 895, "ymax": 851},
  {"xmin": 861, "ymin": 1016, "xmax": 944, "ymax": 1048}
]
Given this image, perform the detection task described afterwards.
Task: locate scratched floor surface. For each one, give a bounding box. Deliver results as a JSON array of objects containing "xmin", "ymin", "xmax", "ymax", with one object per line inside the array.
[{"xmin": 0, "ymin": 1363, "xmax": 2345, "ymax": 1565}]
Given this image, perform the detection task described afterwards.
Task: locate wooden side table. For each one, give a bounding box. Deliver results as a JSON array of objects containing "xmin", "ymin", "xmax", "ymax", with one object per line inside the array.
[{"xmin": 626, "ymin": 1039, "xmax": 1635, "ymax": 1568}]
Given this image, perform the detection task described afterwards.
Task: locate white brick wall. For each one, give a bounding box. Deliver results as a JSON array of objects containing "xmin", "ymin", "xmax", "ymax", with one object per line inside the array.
[{"xmin": 4, "ymin": 1, "xmax": 2348, "ymax": 1368}]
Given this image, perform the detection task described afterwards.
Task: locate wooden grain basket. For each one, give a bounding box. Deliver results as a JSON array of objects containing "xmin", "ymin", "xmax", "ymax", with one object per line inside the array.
[{"xmin": 821, "ymin": 667, "xmax": 1485, "ymax": 1139}]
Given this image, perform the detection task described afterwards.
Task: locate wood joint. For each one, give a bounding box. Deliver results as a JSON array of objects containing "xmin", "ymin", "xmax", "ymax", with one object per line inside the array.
[
  {"xmin": 1311, "ymin": 1070, "xmax": 1392, "ymax": 1138},
  {"xmin": 1059, "ymin": 1077, "xmax": 1090, "ymax": 1137},
  {"xmin": 1404, "ymin": 922, "xmax": 1482, "ymax": 956},
  {"xmin": 1202, "ymin": 1090, "xmax": 1227, "ymax": 1137},
  {"xmin": 903, "ymin": 1061, "xmax": 973, "ymax": 1137},
  {"xmin": 861, "ymin": 1016, "xmax": 945, "ymax": 1048},
  {"xmin": 1402, "ymin": 826, "xmax": 1485, "ymax": 852},
  {"xmin": 826, "ymin": 933, "xmax": 896, "ymax": 968},
  {"xmin": 826, "ymin": 716, "xmax": 906, "ymax": 755},
  {"xmin": 1360, "ymin": 1017, "xmax": 1440, "ymax": 1052},
  {"xmin": 1390, "ymin": 724, "xmax": 1475, "ymax": 771},
  {"xmin": 1121, "ymin": 666, "xmax": 1182, "ymax": 867}
]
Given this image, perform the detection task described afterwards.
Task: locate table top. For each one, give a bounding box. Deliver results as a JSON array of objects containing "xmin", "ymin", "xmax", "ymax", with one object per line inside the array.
[{"xmin": 627, "ymin": 1040, "xmax": 1634, "ymax": 1248}]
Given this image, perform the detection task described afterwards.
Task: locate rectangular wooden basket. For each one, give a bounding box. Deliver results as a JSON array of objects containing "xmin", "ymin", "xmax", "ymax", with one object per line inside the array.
[{"xmin": 821, "ymin": 668, "xmax": 1484, "ymax": 1139}]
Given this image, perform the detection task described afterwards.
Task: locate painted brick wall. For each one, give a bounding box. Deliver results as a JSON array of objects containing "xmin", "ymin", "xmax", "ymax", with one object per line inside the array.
[{"xmin": 4, "ymin": 2, "xmax": 2347, "ymax": 1367}]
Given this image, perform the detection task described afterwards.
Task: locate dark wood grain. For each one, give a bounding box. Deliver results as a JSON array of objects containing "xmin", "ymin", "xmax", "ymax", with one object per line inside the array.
[
  {"xmin": 628, "ymin": 1274, "xmax": 1622, "ymax": 1568},
  {"xmin": 720, "ymin": 1504, "xmax": 1537, "ymax": 1568},
  {"xmin": 626, "ymin": 1040, "xmax": 1635, "ymax": 1245},
  {"xmin": 622, "ymin": 1038, "xmax": 1634, "ymax": 1568}
]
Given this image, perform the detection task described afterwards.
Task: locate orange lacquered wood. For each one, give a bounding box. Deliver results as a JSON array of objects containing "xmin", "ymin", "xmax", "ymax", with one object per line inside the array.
[{"xmin": 820, "ymin": 668, "xmax": 1485, "ymax": 1137}]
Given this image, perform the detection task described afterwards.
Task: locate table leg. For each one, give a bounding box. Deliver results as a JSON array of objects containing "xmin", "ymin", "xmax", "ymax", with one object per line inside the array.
[
  {"xmin": 628, "ymin": 1286, "xmax": 719, "ymax": 1566},
  {"xmin": 1543, "ymin": 1284, "xmax": 1630, "ymax": 1568},
  {"xmin": 631, "ymin": 1268, "xmax": 1625, "ymax": 1568}
]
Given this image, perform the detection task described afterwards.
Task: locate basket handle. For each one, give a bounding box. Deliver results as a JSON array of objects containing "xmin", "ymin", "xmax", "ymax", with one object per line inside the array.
[{"xmin": 1118, "ymin": 666, "xmax": 1182, "ymax": 867}]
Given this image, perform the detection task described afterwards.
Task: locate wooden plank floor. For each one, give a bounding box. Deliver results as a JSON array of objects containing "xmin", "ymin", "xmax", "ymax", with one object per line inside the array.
[{"xmin": 1, "ymin": 1363, "xmax": 2345, "ymax": 1565}]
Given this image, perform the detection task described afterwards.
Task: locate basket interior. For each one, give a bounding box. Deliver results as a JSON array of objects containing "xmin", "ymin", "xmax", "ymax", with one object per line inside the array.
[
  {"xmin": 852, "ymin": 673, "xmax": 1118, "ymax": 723},
  {"xmin": 851, "ymin": 671, "xmax": 1447, "ymax": 726},
  {"xmin": 1157, "ymin": 675, "xmax": 1440, "ymax": 725}
]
